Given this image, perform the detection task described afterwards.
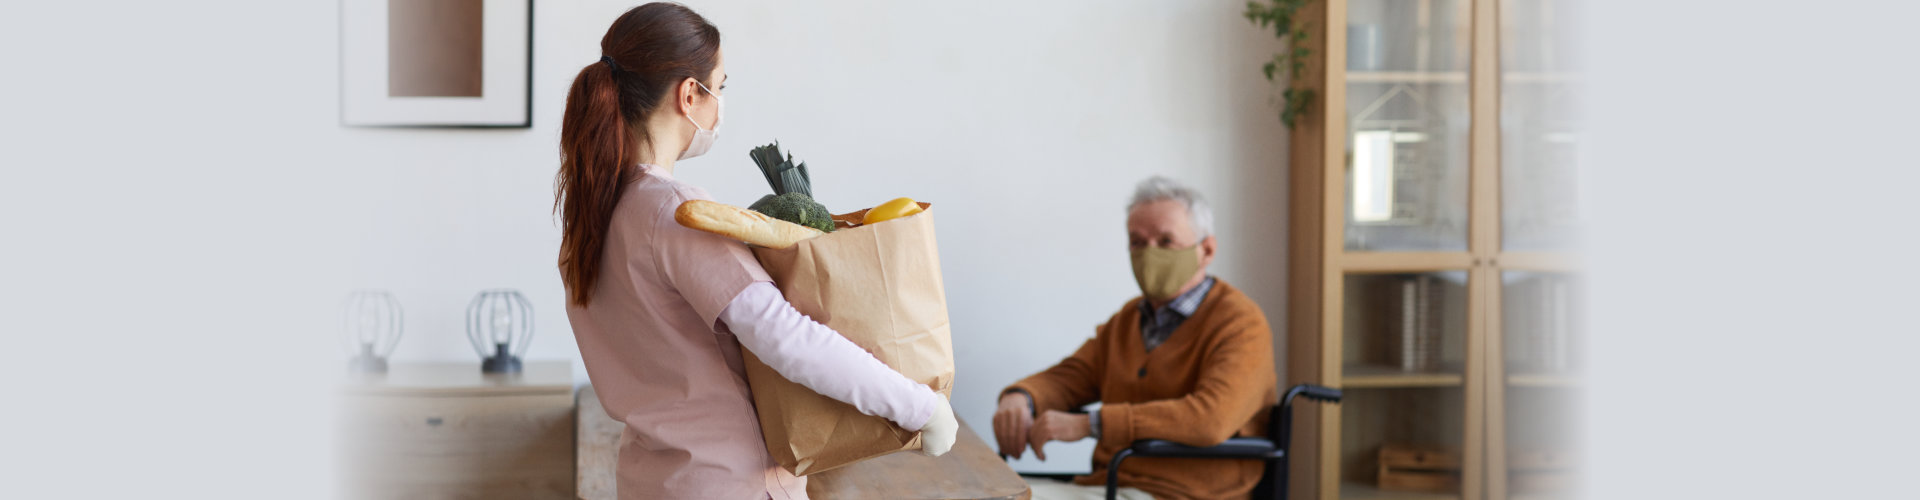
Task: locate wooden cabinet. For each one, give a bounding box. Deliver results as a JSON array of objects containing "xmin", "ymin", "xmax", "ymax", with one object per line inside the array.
[
  {"xmin": 1283, "ymin": 0, "xmax": 1582, "ymax": 499},
  {"xmin": 338, "ymin": 362, "xmax": 575, "ymax": 500}
]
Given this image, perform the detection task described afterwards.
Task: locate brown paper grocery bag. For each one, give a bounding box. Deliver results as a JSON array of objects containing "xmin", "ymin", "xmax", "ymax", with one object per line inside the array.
[{"xmin": 742, "ymin": 203, "xmax": 955, "ymax": 476}]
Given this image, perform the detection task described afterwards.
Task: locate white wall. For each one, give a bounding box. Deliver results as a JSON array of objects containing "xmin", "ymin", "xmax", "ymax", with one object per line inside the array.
[
  {"xmin": 1578, "ymin": 1, "xmax": 1920, "ymax": 499},
  {"xmin": 3, "ymin": 0, "xmax": 1288, "ymax": 487},
  {"xmin": 328, "ymin": 0, "xmax": 1292, "ymax": 472}
]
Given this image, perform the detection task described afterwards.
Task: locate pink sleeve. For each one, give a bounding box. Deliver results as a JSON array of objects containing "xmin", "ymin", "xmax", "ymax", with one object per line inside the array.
[{"xmin": 719, "ymin": 282, "xmax": 938, "ymax": 431}]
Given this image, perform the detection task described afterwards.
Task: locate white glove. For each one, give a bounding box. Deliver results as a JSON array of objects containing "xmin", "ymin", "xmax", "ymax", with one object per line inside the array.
[{"xmin": 918, "ymin": 393, "xmax": 958, "ymax": 457}]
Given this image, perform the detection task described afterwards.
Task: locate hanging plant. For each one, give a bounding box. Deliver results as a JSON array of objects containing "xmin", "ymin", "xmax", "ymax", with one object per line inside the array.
[{"xmin": 1243, "ymin": 0, "xmax": 1317, "ymax": 127}]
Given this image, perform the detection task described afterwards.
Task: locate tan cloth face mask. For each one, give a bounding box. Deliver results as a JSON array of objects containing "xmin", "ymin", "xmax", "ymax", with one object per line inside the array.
[{"xmin": 1130, "ymin": 245, "xmax": 1201, "ymax": 302}]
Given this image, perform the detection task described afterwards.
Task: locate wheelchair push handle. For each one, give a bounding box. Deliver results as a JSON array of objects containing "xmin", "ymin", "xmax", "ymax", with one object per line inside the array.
[
  {"xmin": 1298, "ymin": 384, "xmax": 1341, "ymax": 402},
  {"xmin": 1282, "ymin": 384, "xmax": 1342, "ymax": 409}
]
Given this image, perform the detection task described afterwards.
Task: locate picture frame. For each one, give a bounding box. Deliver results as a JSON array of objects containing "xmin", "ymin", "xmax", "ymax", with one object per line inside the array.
[{"xmin": 340, "ymin": 0, "xmax": 532, "ymax": 128}]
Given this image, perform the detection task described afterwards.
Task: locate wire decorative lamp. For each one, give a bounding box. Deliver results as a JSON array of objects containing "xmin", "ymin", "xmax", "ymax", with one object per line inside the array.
[
  {"xmin": 466, "ymin": 289, "xmax": 534, "ymax": 373},
  {"xmin": 340, "ymin": 290, "xmax": 403, "ymax": 374}
]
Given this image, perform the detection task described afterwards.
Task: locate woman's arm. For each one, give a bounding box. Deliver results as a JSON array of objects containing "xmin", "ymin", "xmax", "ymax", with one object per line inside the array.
[{"xmin": 718, "ymin": 281, "xmax": 940, "ymax": 431}]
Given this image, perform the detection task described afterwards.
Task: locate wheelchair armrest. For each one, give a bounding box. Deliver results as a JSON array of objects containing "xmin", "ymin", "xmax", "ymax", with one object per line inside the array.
[
  {"xmin": 1129, "ymin": 437, "xmax": 1282, "ymax": 459},
  {"xmin": 1104, "ymin": 438, "xmax": 1284, "ymax": 500}
]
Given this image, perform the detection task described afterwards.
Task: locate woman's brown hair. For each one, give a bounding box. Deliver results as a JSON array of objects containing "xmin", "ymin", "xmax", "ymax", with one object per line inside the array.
[{"xmin": 555, "ymin": 2, "xmax": 721, "ymax": 306}]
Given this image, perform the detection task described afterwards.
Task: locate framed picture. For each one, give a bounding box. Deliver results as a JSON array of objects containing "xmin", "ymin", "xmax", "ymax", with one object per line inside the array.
[{"xmin": 341, "ymin": 0, "xmax": 532, "ymax": 127}]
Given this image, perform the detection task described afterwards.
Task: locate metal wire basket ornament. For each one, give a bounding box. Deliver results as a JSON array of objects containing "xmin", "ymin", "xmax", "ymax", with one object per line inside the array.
[
  {"xmin": 340, "ymin": 290, "xmax": 403, "ymax": 374},
  {"xmin": 466, "ymin": 289, "xmax": 534, "ymax": 373}
]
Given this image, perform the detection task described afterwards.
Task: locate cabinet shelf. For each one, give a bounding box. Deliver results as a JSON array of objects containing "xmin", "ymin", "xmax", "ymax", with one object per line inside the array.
[
  {"xmin": 1339, "ymin": 252, "xmax": 1475, "ymax": 273},
  {"xmin": 1343, "ymin": 363, "xmax": 1464, "ymax": 388},
  {"xmin": 1340, "ymin": 481, "xmax": 1460, "ymax": 500},
  {"xmin": 1503, "ymin": 72, "xmax": 1580, "ymax": 84},
  {"xmin": 1344, "ymin": 71, "xmax": 1578, "ymax": 85},
  {"xmin": 1348, "ymin": 71, "xmax": 1468, "ymax": 84},
  {"xmin": 1506, "ymin": 372, "xmax": 1582, "ymax": 388}
]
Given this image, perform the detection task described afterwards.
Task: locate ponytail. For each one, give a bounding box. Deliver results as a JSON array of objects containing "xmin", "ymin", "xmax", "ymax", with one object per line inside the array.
[
  {"xmin": 555, "ymin": 2, "xmax": 721, "ymax": 306},
  {"xmin": 555, "ymin": 62, "xmax": 633, "ymax": 307}
]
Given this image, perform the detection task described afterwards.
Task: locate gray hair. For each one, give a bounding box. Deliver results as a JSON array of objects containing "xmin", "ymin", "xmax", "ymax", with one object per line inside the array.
[{"xmin": 1127, "ymin": 176, "xmax": 1214, "ymax": 240}]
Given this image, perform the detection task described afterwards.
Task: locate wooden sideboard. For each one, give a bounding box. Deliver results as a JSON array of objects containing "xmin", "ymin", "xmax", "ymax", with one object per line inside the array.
[
  {"xmin": 577, "ymin": 384, "xmax": 1030, "ymax": 500},
  {"xmin": 337, "ymin": 361, "xmax": 575, "ymax": 499}
]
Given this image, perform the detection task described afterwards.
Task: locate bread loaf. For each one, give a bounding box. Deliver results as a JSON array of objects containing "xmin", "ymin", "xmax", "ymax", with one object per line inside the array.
[{"xmin": 675, "ymin": 199, "xmax": 824, "ymax": 249}]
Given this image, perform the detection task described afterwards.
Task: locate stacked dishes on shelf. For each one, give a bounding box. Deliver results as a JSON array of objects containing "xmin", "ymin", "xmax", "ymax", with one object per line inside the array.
[{"xmin": 1393, "ymin": 274, "xmax": 1442, "ymax": 372}]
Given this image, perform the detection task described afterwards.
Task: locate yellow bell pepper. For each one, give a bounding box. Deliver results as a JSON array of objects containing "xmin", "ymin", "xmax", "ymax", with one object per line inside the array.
[{"xmin": 862, "ymin": 197, "xmax": 924, "ymax": 225}]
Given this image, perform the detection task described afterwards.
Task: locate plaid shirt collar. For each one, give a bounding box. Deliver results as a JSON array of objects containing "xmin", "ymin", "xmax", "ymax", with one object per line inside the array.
[{"xmin": 1138, "ymin": 276, "xmax": 1215, "ymax": 352}]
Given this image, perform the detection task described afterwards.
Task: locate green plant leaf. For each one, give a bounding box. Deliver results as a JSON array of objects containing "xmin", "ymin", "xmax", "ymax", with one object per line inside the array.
[{"xmin": 1244, "ymin": 0, "xmax": 1316, "ymax": 129}]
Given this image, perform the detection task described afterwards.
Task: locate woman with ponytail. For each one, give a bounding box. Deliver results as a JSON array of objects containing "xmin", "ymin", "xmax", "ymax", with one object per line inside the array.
[{"xmin": 553, "ymin": 4, "xmax": 957, "ymax": 499}]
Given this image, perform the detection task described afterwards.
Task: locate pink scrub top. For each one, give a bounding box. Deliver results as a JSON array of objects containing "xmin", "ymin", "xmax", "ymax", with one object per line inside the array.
[{"xmin": 564, "ymin": 165, "xmax": 808, "ymax": 500}]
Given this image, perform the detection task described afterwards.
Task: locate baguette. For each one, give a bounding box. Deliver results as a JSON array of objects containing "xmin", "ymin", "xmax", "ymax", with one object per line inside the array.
[{"xmin": 675, "ymin": 199, "xmax": 824, "ymax": 249}]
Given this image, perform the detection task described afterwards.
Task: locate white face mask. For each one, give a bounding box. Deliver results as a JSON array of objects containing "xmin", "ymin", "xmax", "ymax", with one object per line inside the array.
[{"xmin": 678, "ymin": 80, "xmax": 723, "ymax": 161}]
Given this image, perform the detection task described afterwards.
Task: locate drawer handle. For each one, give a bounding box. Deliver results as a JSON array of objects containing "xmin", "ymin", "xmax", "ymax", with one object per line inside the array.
[{"xmin": 425, "ymin": 417, "xmax": 444, "ymax": 427}]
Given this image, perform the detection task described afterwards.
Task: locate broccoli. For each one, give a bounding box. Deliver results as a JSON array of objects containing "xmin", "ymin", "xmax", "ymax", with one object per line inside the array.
[
  {"xmin": 747, "ymin": 142, "xmax": 834, "ymax": 233},
  {"xmin": 750, "ymin": 192, "xmax": 836, "ymax": 233}
]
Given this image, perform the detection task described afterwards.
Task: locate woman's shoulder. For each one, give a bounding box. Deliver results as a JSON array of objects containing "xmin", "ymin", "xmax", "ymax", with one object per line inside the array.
[{"xmin": 620, "ymin": 172, "xmax": 713, "ymax": 219}]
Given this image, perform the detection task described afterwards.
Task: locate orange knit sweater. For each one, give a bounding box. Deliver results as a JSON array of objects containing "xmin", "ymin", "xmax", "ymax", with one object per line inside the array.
[{"xmin": 1007, "ymin": 279, "xmax": 1278, "ymax": 500}]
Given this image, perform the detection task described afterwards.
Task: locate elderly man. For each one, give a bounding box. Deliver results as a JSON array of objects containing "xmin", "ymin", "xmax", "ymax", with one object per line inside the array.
[{"xmin": 994, "ymin": 176, "xmax": 1277, "ymax": 500}]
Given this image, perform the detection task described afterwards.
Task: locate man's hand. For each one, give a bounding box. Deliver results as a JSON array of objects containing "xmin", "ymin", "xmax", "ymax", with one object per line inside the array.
[
  {"xmin": 1027, "ymin": 409, "xmax": 1092, "ymax": 461},
  {"xmin": 992, "ymin": 392, "xmax": 1034, "ymax": 459}
]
